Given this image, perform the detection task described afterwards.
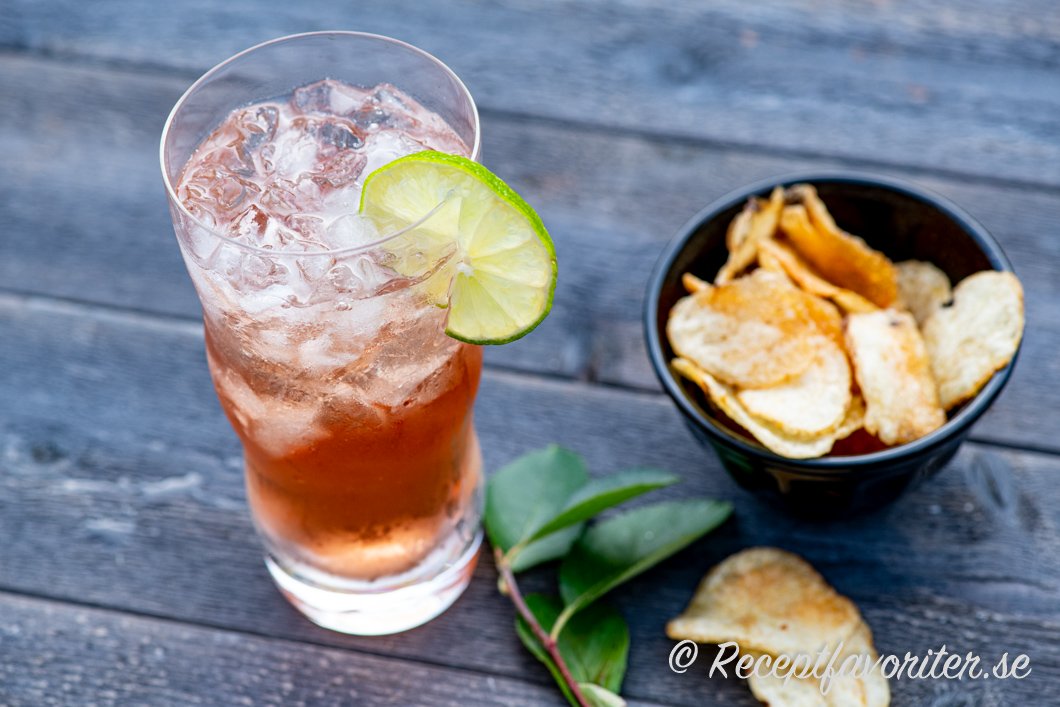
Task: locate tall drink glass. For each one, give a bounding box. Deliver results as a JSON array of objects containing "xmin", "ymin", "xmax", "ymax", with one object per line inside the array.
[{"xmin": 160, "ymin": 32, "xmax": 484, "ymax": 635}]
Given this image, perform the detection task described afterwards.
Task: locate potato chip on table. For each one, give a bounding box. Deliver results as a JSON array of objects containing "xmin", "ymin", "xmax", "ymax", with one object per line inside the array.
[
  {"xmin": 667, "ymin": 548, "xmax": 889, "ymax": 707},
  {"xmin": 745, "ymin": 625, "xmax": 889, "ymax": 707},
  {"xmin": 922, "ymin": 270, "xmax": 1024, "ymax": 410},
  {"xmin": 845, "ymin": 310, "xmax": 946, "ymax": 445}
]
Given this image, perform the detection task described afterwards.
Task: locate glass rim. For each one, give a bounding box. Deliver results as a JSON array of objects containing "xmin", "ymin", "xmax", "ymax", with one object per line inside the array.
[{"xmin": 159, "ymin": 30, "xmax": 481, "ymax": 258}]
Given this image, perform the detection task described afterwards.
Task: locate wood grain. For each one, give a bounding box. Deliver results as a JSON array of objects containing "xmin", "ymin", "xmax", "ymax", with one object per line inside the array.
[
  {"xmin": 2, "ymin": 1, "xmax": 1060, "ymax": 186},
  {"xmin": 1, "ymin": 55, "xmax": 1058, "ymax": 452},
  {"xmin": 0, "ymin": 592, "xmax": 582, "ymax": 707},
  {"xmin": 0, "ymin": 294, "xmax": 1056, "ymax": 705}
]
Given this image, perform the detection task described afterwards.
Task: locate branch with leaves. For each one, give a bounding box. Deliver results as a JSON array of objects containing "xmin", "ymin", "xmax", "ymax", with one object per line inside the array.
[{"xmin": 485, "ymin": 446, "xmax": 733, "ymax": 706}]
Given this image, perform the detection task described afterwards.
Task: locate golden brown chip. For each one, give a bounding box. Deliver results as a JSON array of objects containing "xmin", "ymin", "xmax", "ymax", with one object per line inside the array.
[
  {"xmin": 896, "ymin": 260, "xmax": 951, "ymax": 325},
  {"xmin": 848, "ymin": 625, "xmax": 891, "ymax": 707},
  {"xmin": 667, "ymin": 548, "xmax": 864, "ymax": 657},
  {"xmin": 845, "ymin": 310, "xmax": 946, "ymax": 445},
  {"xmin": 922, "ymin": 270, "xmax": 1024, "ymax": 409},
  {"xmin": 667, "ymin": 269, "xmax": 826, "ymax": 389},
  {"xmin": 802, "ymin": 290, "xmax": 848, "ymax": 352},
  {"xmin": 759, "ymin": 238, "xmax": 878, "ymax": 314},
  {"xmin": 736, "ymin": 337, "xmax": 851, "ymax": 440},
  {"xmin": 682, "ymin": 272, "xmax": 711, "ymax": 293},
  {"xmin": 717, "ymin": 187, "xmax": 784, "ymax": 284},
  {"xmin": 669, "ymin": 548, "xmax": 890, "ymax": 707},
  {"xmin": 780, "ymin": 186, "xmax": 898, "ymax": 307},
  {"xmin": 672, "ymin": 359, "xmax": 838, "ymax": 458},
  {"xmin": 834, "ymin": 395, "xmax": 866, "ymax": 440},
  {"xmin": 745, "ymin": 625, "xmax": 889, "ymax": 707},
  {"xmin": 745, "ymin": 659, "xmax": 837, "ymax": 707},
  {"xmin": 724, "ymin": 199, "xmax": 755, "ymax": 252},
  {"xmin": 673, "ymin": 358, "xmax": 863, "ymax": 459}
]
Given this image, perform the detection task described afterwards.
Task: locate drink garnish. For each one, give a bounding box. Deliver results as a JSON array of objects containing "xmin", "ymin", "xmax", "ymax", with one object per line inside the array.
[{"xmin": 360, "ymin": 151, "xmax": 557, "ymax": 344}]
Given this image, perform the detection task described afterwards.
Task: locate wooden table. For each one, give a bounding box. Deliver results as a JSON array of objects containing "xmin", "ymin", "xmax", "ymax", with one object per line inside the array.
[{"xmin": 1, "ymin": 2, "xmax": 1058, "ymax": 704}]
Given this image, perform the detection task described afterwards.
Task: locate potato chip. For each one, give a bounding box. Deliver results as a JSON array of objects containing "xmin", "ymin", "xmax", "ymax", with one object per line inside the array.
[
  {"xmin": 780, "ymin": 186, "xmax": 898, "ymax": 307},
  {"xmin": 845, "ymin": 310, "xmax": 946, "ymax": 445},
  {"xmin": 922, "ymin": 270, "xmax": 1024, "ymax": 409},
  {"xmin": 724, "ymin": 198, "xmax": 755, "ymax": 252},
  {"xmin": 667, "ymin": 548, "xmax": 864, "ymax": 657},
  {"xmin": 801, "ymin": 289, "xmax": 847, "ymax": 352},
  {"xmin": 834, "ymin": 395, "xmax": 866, "ymax": 440},
  {"xmin": 717, "ymin": 187, "xmax": 785, "ymax": 284},
  {"xmin": 747, "ymin": 657, "xmax": 869, "ymax": 707},
  {"xmin": 745, "ymin": 658, "xmax": 837, "ymax": 707},
  {"xmin": 672, "ymin": 359, "xmax": 859, "ymax": 459},
  {"xmin": 745, "ymin": 625, "xmax": 889, "ymax": 707},
  {"xmin": 849, "ymin": 625, "xmax": 891, "ymax": 707},
  {"xmin": 896, "ymin": 260, "xmax": 951, "ymax": 324},
  {"xmin": 682, "ymin": 272, "xmax": 710, "ymax": 293},
  {"xmin": 759, "ymin": 238, "xmax": 878, "ymax": 314},
  {"xmin": 667, "ymin": 269, "xmax": 826, "ymax": 389},
  {"xmin": 736, "ymin": 337, "xmax": 851, "ymax": 439}
]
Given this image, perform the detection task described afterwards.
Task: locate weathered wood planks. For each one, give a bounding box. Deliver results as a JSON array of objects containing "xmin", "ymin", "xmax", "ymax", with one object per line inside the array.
[
  {"xmin": 2, "ymin": 0, "xmax": 1060, "ymax": 185},
  {"xmin": 0, "ymin": 294, "xmax": 1056, "ymax": 705},
  {"xmin": 0, "ymin": 591, "xmax": 586, "ymax": 706},
  {"xmin": 1, "ymin": 55, "xmax": 1058, "ymax": 452}
]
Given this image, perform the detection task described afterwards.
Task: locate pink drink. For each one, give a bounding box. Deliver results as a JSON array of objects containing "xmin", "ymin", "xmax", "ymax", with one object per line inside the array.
[{"xmin": 163, "ymin": 37, "xmax": 485, "ymax": 635}]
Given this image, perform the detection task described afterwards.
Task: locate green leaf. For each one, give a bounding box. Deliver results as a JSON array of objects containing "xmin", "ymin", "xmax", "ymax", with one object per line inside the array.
[
  {"xmin": 557, "ymin": 499, "xmax": 732, "ymax": 629},
  {"xmin": 510, "ymin": 526, "xmax": 585, "ymax": 572},
  {"xmin": 516, "ymin": 594, "xmax": 630, "ymax": 704},
  {"xmin": 527, "ymin": 469, "xmax": 679, "ymax": 542},
  {"xmin": 579, "ymin": 684, "xmax": 627, "ymax": 707},
  {"xmin": 485, "ymin": 445, "xmax": 589, "ymax": 565}
]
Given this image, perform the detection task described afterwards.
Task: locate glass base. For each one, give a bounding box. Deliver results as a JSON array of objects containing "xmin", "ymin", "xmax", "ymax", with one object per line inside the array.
[{"xmin": 265, "ymin": 529, "xmax": 482, "ymax": 635}]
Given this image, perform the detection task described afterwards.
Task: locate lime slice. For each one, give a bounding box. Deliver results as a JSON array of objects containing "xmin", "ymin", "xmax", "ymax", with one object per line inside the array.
[{"xmin": 360, "ymin": 151, "xmax": 556, "ymax": 345}]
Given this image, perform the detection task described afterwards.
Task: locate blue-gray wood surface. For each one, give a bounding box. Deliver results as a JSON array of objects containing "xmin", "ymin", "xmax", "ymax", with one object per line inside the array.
[{"xmin": 1, "ymin": 2, "xmax": 1058, "ymax": 705}]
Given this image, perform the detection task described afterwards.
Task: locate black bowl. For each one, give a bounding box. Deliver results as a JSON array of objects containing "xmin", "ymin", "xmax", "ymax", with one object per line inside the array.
[{"xmin": 644, "ymin": 172, "xmax": 1022, "ymax": 517}]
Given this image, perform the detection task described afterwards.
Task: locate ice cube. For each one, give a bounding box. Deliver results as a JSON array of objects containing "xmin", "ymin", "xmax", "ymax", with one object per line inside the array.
[
  {"xmin": 316, "ymin": 150, "xmax": 367, "ymax": 188},
  {"xmin": 296, "ymin": 256, "xmax": 333, "ymax": 285},
  {"xmin": 213, "ymin": 364, "xmax": 325, "ymax": 458},
  {"xmin": 318, "ymin": 120, "xmax": 365, "ymax": 150},
  {"xmin": 232, "ymin": 204, "xmax": 271, "ymax": 240},
  {"xmin": 362, "ymin": 130, "xmax": 426, "ymax": 174},
  {"xmin": 291, "ymin": 80, "xmax": 332, "ymax": 114},
  {"xmin": 231, "ymin": 105, "xmax": 279, "ymax": 170},
  {"xmin": 325, "ymin": 215, "xmax": 379, "ymax": 250},
  {"xmin": 326, "ymin": 263, "xmax": 359, "ymax": 292},
  {"xmin": 233, "ymin": 253, "xmax": 289, "ymax": 291},
  {"xmin": 190, "ymin": 166, "xmax": 259, "ymax": 213},
  {"xmin": 272, "ymin": 119, "xmax": 320, "ymax": 179},
  {"xmin": 258, "ymin": 181, "xmax": 299, "ymax": 214},
  {"xmin": 328, "ymin": 82, "xmax": 372, "ymax": 115},
  {"xmin": 283, "ymin": 213, "xmax": 325, "ymax": 241},
  {"xmin": 348, "ymin": 254, "xmax": 393, "ymax": 295}
]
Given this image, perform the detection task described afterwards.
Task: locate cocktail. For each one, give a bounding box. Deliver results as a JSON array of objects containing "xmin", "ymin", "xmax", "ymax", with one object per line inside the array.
[{"xmin": 160, "ymin": 32, "xmax": 554, "ymax": 635}]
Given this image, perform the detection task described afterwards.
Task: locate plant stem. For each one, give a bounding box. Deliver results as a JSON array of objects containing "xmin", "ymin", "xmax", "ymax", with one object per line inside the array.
[{"xmin": 494, "ymin": 547, "xmax": 591, "ymax": 707}]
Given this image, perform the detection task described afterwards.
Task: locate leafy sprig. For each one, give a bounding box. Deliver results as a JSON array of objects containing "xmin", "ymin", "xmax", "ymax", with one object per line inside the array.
[{"xmin": 486, "ymin": 445, "xmax": 732, "ymax": 706}]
